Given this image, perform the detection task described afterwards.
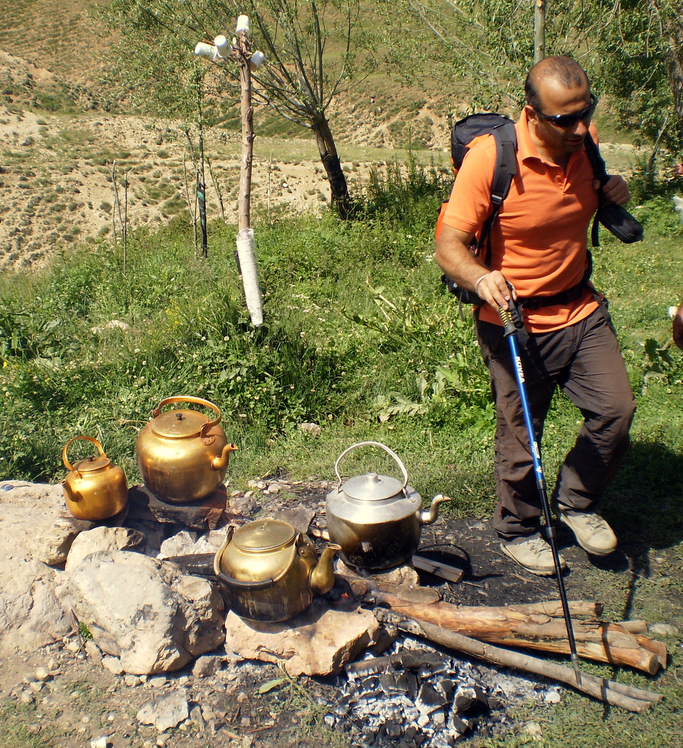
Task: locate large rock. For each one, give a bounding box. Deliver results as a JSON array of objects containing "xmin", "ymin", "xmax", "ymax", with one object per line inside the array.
[
  {"xmin": 224, "ymin": 599, "xmax": 381, "ymax": 676},
  {"xmin": 67, "ymin": 550, "xmax": 225, "ymax": 674},
  {"xmin": 0, "ymin": 481, "xmax": 83, "ymax": 653},
  {"xmin": 65, "ymin": 526, "xmax": 146, "ymax": 572}
]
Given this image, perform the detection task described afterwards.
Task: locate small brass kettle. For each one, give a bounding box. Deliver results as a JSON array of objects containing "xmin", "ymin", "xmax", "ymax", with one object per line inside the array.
[
  {"xmin": 136, "ymin": 396, "xmax": 237, "ymax": 503},
  {"xmin": 62, "ymin": 436, "xmax": 128, "ymax": 521},
  {"xmin": 326, "ymin": 441, "xmax": 450, "ymax": 570},
  {"xmin": 213, "ymin": 519, "xmax": 340, "ymax": 622}
]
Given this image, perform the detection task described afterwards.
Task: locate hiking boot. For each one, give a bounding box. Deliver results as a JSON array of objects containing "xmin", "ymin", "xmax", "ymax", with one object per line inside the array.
[
  {"xmin": 557, "ymin": 507, "xmax": 617, "ymax": 556},
  {"xmin": 500, "ymin": 535, "xmax": 567, "ymax": 576}
]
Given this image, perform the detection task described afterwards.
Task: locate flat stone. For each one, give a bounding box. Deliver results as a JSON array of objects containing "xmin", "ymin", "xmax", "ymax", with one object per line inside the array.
[
  {"xmin": 266, "ymin": 506, "xmax": 316, "ymax": 534},
  {"xmin": 127, "ymin": 485, "xmax": 228, "ymax": 531},
  {"xmin": 224, "ymin": 599, "xmax": 381, "ymax": 676},
  {"xmin": 137, "ymin": 689, "xmax": 189, "ymax": 732}
]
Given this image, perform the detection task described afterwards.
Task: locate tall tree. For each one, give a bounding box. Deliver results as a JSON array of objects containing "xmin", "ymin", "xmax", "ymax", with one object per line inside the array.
[
  {"xmin": 596, "ymin": 0, "xmax": 683, "ymax": 163},
  {"xmin": 389, "ymin": 0, "xmax": 683, "ymax": 169},
  {"xmin": 102, "ymin": 0, "xmax": 376, "ymax": 217}
]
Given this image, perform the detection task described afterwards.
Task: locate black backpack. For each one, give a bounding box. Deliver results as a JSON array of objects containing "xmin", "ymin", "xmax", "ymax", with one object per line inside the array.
[{"xmin": 437, "ymin": 113, "xmax": 517, "ymax": 305}]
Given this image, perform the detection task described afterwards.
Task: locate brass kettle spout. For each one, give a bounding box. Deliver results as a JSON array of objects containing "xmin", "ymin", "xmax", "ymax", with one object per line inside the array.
[
  {"xmin": 211, "ymin": 443, "xmax": 238, "ymax": 471},
  {"xmin": 310, "ymin": 543, "xmax": 341, "ymax": 595},
  {"xmin": 418, "ymin": 494, "xmax": 451, "ymax": 526}
]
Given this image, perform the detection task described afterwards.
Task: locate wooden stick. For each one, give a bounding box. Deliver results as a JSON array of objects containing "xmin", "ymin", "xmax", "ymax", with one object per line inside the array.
[
  {"xmin": 382, "ymin": 613, "xmax": 661, "ymax": 712},
  {"xmin": 411, "ymin": 554, "xmax": 465, "ymax": 584}
]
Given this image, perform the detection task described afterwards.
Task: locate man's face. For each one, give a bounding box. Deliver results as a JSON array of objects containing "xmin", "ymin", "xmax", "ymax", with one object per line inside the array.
[{"xmin": 527, "ymin": 78, "xmax": 592, "ymax": 155}]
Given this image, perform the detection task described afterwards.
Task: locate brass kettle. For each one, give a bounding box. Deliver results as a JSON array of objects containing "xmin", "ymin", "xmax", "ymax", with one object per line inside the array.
[
  {"xmin": 136, "ymin": 396, "xmax": 237, "ymax": 504},
  {"xmin": 62, "ymin": 436, "xmax": 128, "ymax": 521},
  {"xmin": 213, "ymin": 518, "xmax": 340, "ymax": 622},
  {"xmin": 326, "ymin": 441, "xmax": 450, "ymax": 570}
]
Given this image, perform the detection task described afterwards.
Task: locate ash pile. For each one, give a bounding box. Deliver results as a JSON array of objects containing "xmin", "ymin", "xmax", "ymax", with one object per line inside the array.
[{"xmin": 324, "ymin": 639, "xmax": 561, "ymax": 746}]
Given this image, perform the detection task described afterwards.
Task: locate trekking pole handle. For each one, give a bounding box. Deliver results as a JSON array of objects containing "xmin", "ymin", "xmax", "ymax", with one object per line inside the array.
[{"xmin": 498, "ymin": 307, "xmax": 518, "ymax": 338}]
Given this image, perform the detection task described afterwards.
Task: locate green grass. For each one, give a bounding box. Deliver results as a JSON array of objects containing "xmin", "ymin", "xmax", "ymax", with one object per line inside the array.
[{"xmin": 1, "ymin": 165, "xmax": 682, "ymax": 747}]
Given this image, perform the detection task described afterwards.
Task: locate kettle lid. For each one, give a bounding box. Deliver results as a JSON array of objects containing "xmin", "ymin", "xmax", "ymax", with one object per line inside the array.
[
  {"xmin": 151, "ymin": 408, "xmax": 208, "ymax": 438},
  {"xmin": 342, "ymin": 472, "xmax": 404, "ymax": 501},
  {"xmin": 233, "ymin": 519, "xmax": 296, "ymax": 552},
  {"xmin": 73, "ymin": 455, "xmax": 111, "ymax": 472}
]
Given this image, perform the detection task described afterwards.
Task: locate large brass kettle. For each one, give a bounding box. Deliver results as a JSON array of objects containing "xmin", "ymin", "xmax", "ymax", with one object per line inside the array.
[
  {"xmin": 136, "ymin": 396, "xmax": 237, "ymax": 503},
  {"xmin": 213, "ymin": 519, "xmax": 340, "ymax": 622},
  {"xmin": 326, "ymin": 441, "xmax": 450, "ymax": 570},
  {"xmin": 62, "ymin": 436, "xmax": 128, "ymax": 521}
]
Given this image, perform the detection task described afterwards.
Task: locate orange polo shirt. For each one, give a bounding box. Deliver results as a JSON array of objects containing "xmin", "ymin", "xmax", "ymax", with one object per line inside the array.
[{"xmin": 441, "ymin": 109, "xmax": 600, "ymax": 332}]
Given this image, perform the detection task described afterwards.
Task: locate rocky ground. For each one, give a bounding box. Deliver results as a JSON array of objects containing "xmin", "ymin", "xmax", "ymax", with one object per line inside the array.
[{"xmin": 1, "ymin": 476, "xmax": 679, "ymax": 748}]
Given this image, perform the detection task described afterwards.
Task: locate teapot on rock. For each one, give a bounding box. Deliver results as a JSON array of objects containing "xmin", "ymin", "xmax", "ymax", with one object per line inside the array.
[
  {"xmin": 213, "ymin": 518, "xmax": 340, "ymax": 622},
  {"xmin": 62, "ymin": 435, "xmax": 128, "ymax": 521},
  {"xmin": 136, "ymin": 396, "xmax": 237, "ymax": 504}
]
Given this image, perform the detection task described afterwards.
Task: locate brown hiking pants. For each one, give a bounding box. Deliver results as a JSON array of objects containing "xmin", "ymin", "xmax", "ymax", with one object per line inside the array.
[{"xmin": 476, "ymin": 308, "xmax": 636, "ymax": 541}]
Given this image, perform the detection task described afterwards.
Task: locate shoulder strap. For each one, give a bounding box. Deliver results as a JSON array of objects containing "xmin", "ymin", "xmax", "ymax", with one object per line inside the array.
[
  {"xmin": 584, "ymin": 132, "xmax": 607, "ymax": 247},
  {"xmin": 479, "ymin": 121, "xmax": 518, "ymax": 265}
]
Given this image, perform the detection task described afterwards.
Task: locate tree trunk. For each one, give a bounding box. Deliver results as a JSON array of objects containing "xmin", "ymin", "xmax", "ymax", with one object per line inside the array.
[
  {"xmin": 662, "ymin": 1, "xmax": 683, "ymax": 121},
  {"xmin": 311, "ymin": 113, "xmax": 352, "ymax": 218}
]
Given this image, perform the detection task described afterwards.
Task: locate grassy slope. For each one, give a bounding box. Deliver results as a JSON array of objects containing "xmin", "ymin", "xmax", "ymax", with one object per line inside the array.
[{"xmin": 0, "ymin": 0, "xmax": 104, "ymax": 83}]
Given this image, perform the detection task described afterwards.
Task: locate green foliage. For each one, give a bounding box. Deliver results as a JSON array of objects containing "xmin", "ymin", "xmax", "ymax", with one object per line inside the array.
[
  {"xmin": 0, "ymin": 174, "xmax": 468, "ymax": 484},
  {"xmin": 631, "ymin": 193, "xmax": 683, "ymax": 236},
  {"xmin": 78, "ymin": 621, "xmax": 93, "ymax": 642},
  {"xmin": 379, "ymin": 0, "xmax": 602, "ymax": 112},
  {"xmin": 597, "ymin": 0, "xmax": 683, "ymax": 158}
]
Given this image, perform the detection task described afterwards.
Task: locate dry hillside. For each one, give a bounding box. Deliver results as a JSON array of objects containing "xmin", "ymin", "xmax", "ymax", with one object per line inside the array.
[
  {"xmin": 0, "ymin": 0, "xmax": 452, "ymax": 272},
  {"xmin": 0, "ymin": 2, "xmax": 639, "ymax": 272}
]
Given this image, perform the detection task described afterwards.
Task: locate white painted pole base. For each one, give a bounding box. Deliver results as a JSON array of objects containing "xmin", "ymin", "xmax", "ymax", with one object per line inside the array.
[{"xmin": 235, "ymin": 228, "xmax": 263, "ymax": 326}]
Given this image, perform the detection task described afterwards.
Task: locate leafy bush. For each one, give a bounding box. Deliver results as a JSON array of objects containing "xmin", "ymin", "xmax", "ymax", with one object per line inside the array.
[{"xmin": 0, "ymin": 180, "xmax": 479, "ymax": 484}]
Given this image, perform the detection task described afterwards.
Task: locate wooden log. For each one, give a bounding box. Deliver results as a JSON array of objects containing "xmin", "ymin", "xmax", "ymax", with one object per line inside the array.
[
  {"xmin": 381, "ymin": 612, "xmax": 662, "ymax": 713},
  {"xmin": 370, "ymin": 589, "xmax": 664, "ymax": 674}
]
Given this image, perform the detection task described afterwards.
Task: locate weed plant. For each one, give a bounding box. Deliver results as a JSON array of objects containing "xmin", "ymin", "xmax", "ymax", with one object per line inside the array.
[{"xmin": 0, "ymin": 163, "xmax": 491, "ymax": 499}]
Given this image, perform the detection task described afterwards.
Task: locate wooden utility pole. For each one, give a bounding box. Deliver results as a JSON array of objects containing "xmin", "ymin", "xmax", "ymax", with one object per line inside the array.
[
  {"xmin": 534, "ymin": 0, "xmax": 546, "ymax": 64},
  {"xmin": 195, "ymin": 19, "xmax": 263, "ymax": 326},
  {"xmin": 232, "ymin": 19, "xmax": 263, "ymax": 326}
]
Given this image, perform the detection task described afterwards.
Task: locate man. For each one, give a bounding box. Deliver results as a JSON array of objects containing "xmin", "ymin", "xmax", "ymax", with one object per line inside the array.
[{"xmin": 435, "ymin": 56, "xmax": 636, "ymax": 575}]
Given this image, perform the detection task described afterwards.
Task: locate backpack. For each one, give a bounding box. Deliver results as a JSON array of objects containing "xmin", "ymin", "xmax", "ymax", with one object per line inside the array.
[{"xmin": 436, "ymin": 113, "xmax": 517, "ymax": 305}]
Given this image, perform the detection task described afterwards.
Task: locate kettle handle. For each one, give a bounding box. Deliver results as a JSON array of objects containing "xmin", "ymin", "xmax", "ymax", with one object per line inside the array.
[
  {"xmin": 152, "ymin": 396, "xmax": 222, "ymax": 436},
  {"xmin": 62, "ymin": 435, "xmax": 106, "ymax": 475},
  {"xmin": 334, "ymin": 441, "xmax": 409, "ymax": 492}
]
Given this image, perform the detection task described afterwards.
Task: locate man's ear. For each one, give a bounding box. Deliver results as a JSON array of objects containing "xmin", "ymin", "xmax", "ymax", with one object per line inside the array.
[{"xmin": 524, "ymin": 104, "xmax": 538, "ymax": 123}]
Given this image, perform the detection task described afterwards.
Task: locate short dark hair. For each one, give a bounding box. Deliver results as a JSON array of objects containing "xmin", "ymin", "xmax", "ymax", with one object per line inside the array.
[{"xmin": 525, "ymin": 56, "xmax": 590, "ymax": 110}]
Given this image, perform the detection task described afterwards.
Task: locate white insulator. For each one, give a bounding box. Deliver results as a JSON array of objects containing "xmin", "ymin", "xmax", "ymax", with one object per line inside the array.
[
  {"xmin": 250, "ymin": 50, "xmax": 265, "ymax": 70},
  {"xmin": 236, "ymin": 15, "xmax": 250, "ymax": 33},
  {"xmin": 214, "ymin": 35, "xmax": 232, "ymax": 56},
  {"xmin": 194, "ymin": 42, "xmax": 217, "ymax": 60}
]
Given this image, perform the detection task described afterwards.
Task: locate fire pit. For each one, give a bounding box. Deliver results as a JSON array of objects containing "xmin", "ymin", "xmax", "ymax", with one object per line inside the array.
[{"xmin": 324, "ymin": 638, "xmax": 559, "ymax": 746}]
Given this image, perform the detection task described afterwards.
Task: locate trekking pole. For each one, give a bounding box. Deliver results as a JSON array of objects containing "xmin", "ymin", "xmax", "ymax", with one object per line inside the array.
[{"xmin": 498, "ymin": 300, "xmax": 582, "ymax": 684}]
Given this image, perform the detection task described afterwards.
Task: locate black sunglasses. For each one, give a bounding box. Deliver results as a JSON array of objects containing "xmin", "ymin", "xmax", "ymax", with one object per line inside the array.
[{"xmin": 534, "ymin": 93, "xmax": 598, "ymax": 129}]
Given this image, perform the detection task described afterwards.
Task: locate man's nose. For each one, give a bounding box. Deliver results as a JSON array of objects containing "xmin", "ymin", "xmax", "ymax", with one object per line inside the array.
[{"xmin": 571, "ymin": 120, "xmax": 589, "ymax": 136}]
